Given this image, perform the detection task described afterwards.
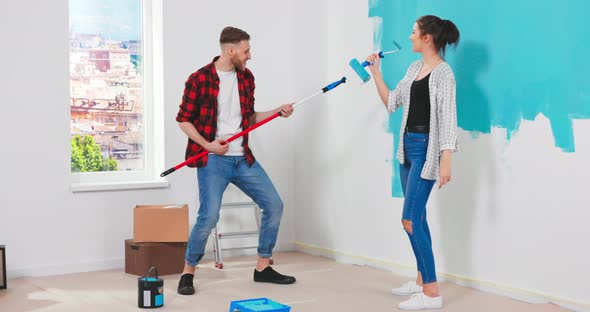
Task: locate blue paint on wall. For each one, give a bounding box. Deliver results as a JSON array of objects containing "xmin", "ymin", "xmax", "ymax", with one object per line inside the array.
[{"xmin": 370, "ymin": 0, "xmax": 590, "ymax": 197}]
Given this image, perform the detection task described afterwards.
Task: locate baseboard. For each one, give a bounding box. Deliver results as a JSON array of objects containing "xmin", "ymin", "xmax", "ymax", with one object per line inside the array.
[
  {"xmin": 294, "ymin": 241, "xmax": 589, "ymax": 312},
  {"xmin": 7, "ymin": 241, "xmax": 296, "ymax": 279},
  {"xmin": 8, "ymin": 258, "xmax": 124, "ymax": 279}
]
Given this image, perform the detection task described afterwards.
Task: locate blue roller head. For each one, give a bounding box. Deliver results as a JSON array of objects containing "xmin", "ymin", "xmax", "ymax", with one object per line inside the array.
[
  {"xmin": 349, "ymin": 58, "xmax": 371, "ymax": 83},
  {"xmin": 392, "ymin": 39, "xmax": 402, "ymax": 51}
]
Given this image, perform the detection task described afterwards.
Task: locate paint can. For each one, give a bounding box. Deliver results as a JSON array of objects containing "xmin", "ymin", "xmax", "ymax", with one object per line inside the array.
[{"xmin": 138, "ymin": 267, "xmax": 164, "ymax": 308}]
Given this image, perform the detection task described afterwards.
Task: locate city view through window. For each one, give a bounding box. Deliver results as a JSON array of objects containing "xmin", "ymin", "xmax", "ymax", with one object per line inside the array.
[{"xmin": 69, "ymin": 0, "xmax": 144, "ymax": 172}]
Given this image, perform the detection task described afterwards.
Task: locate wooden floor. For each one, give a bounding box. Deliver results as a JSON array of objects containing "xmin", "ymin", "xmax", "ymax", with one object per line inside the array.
[{"xmin": 0, "ymin": 252, "xmax": 576, "ymax": 311}]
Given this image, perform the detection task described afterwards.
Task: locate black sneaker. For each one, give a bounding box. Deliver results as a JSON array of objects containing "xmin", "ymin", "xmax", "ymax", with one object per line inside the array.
[
  {"xmin": 253, "ymin": 266, "xmax": 296, "ymax": 284},
  {"xmin": 177, "ymin": 273, "xmax": 195, "ymax": 295}
]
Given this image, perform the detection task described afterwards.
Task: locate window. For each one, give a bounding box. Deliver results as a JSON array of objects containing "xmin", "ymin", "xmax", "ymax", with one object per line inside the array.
[{"xmin": 69, "ymin": 0, "xmax": 165, "ymax": 191}]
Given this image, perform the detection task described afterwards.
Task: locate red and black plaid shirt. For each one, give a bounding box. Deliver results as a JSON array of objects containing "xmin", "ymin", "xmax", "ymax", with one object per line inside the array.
[{"xmin": 176, "ymin": 56, "xmax": 256, "ymax": 168}]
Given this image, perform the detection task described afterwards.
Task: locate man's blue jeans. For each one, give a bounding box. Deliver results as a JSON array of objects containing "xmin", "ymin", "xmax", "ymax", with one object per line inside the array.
[
  {"xmin": 185, "ymin": 155, "xmax": 284, "ymax": 266},
  {"xmin": 399, "ymin": 132, "xmax": 437, "ymax": 284}
]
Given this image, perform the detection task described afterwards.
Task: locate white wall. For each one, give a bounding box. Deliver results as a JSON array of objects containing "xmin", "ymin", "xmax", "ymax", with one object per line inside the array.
[
  {"xmin": 293, "ymin": 0, "xmax": 590, "ymax": 307},
  {"xmin": 0, "ymin": 0, "xmax": 296, "ymax": 278},
  {"xmin": 1, "ymin": 0, "xmax": 588, "ymax": 308}
]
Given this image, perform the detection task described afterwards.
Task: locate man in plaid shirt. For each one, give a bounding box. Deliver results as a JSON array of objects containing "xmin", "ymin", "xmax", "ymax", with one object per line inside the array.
[{"xmin": 176, "ymin": 27, "xmax": 296, "ymax": 295}]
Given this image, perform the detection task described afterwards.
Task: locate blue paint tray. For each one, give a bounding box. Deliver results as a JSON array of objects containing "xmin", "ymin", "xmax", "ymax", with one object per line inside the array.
[{"xmin": 229, "ymin": 298, "xmax": 291, "ymax": 312}]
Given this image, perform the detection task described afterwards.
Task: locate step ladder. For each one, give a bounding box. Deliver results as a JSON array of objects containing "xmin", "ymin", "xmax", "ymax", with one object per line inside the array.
[{"xmin": 213, "ymin": 201, "xmax": 273, "ymax": 269}]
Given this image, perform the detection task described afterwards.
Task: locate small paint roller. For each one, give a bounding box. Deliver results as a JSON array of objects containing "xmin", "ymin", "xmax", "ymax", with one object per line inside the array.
[{"xmin": 349, "ymin": 40, "xmax": 403, "ymax": 83}]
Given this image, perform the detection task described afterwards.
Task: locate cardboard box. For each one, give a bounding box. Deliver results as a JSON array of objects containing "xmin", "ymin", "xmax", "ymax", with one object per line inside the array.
[
  {"xmin": 133, "ymin": 204, "xmax": 189, "ymax": 243},
  {"xmin": 125, "ymin": 239, "xmax": 186, "ymax": 276}
]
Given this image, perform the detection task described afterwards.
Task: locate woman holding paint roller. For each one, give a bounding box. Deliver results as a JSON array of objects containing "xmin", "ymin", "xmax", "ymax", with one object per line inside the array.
[{"xmin": 366, "ymin": 15, "xmax": 459, "ymax": 310}]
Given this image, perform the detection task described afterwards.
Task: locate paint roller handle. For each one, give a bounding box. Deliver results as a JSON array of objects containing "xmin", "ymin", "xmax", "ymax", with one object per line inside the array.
[
  {"xmin": 161, "ymin": 77, "xmax": 346, "ymax": 177},
  {"xmin": 292, "ymin": 77, "xmax": 347, "ymax": 109},
  {"xmin": 360, "ymin": 51, "xmax": 385, "ymax": 67},
  {"xmin": 322, "ymin": 77, "xmax": 347, "ymax": 92},
  {"xmin": 160, "ymin": 167, "xmax": 176, "ymax": 177}
]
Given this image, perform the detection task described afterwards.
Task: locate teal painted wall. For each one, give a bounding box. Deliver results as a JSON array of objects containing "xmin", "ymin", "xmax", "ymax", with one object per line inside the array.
[{"xmin": 369, "ymin": 0, "xmax": 590, "ymax": 197}]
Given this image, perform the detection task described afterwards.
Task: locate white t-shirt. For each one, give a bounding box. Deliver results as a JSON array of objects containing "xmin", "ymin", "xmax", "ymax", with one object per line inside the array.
[{"xmin": 215, "ymin": 69, "xmax": 244, "ymax": 155}]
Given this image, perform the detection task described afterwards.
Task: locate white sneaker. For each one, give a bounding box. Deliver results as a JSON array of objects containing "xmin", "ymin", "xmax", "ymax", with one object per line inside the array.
[
  {"xmin": 398, "ymin": 293, "xmax": 443, "ymax": 310},
  {"xmin": 391, "ymin": 281, "xmax": 423, "ymax": 296}
]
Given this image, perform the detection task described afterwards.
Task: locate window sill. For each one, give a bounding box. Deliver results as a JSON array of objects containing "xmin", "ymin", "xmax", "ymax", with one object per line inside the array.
[{"xmin": 70, "ymin": 179, "xmax": 170, "ymax": 193}]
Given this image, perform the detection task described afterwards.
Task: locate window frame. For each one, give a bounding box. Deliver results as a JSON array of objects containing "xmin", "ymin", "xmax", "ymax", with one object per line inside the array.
[{"xmin": 69, "ymin": 0, "xmax": 166, "ymax": 192}]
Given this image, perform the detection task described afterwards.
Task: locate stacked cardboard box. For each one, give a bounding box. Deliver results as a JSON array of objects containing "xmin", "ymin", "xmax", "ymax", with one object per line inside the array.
[{"xmin": 125, "ymin": 204, "xmax": 189, "ymax": 276}]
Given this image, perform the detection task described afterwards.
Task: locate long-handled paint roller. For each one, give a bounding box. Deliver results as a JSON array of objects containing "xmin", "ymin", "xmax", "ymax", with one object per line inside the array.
[
  {"xmin": 161, "ymin": 77, "xmax": 347, "ymax": 177},
  {"xmin": 349, "ymin": 40, "xmax": 403, "ymax": 83}
]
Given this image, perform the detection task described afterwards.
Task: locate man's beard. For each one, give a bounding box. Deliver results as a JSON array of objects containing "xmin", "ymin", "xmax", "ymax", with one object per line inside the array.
[{"xmin": 232, "ymin": 58, "xmax": 246, "ymax": 71}]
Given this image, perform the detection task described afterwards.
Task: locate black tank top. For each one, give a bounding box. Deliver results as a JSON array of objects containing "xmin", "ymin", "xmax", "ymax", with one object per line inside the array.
[{"xmin": 407, "ymin": 73, "xmax": 430, "ymax": 128}]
